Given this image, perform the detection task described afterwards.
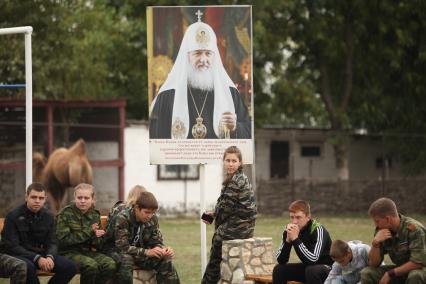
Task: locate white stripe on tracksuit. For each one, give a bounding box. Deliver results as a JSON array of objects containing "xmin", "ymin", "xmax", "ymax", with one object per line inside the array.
[
  {"xmin": 276, "ymin": 239, "xmax": 285, "ymax": 258},
  {"xmin": 296, "ymin": 225, "xmax": 323, "ymax": 262}
]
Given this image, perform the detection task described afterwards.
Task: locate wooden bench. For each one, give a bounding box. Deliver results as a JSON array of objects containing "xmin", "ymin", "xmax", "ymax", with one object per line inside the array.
[
  {"xmin": 246, "ymin": 274, "xmax": 273, "ymax": 283},
  {"xmin": 245, "ymin": 274, "xmax": 302, "ymax": 284}
]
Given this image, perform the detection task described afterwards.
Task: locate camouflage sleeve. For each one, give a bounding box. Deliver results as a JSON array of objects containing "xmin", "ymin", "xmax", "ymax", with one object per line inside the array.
[
  {"xmin": 56, "ymin": 208, "xmax": 95, "ymax": 246},
  {"xmin": 0, "ymin": 253, "xmax": 27, "ymax": 282},
  {"xmin": 373, "ymin": 229, "xmax": 386, "ymax": 260},
  {"xmin": 114, "ymin": 214, "xmax": 146, "ymax": 257},
  {"xmin": 408, "ymin": 224, "xmax": 426, "ymax": 265},
  {"xmin": 215, "ymin": 174, "xmax": 249, "ymax": 222},
  {"xmin": 146, "ymin": 216, "xmax": 164, "ymax": 248}
]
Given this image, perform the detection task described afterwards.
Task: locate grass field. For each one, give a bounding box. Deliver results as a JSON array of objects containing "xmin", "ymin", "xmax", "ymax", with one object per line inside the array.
[
  {"xmin": 161, "ymin": 214, "xmax": 426, "ymax": 283},
  {"xmin": 1, "ymin": 214, "xmax": 425, "ymax": 284}
]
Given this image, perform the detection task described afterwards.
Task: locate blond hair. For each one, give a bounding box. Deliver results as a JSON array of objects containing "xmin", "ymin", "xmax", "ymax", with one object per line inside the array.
[
  {"xmin": 74, "ymin": 183, "xmax": 95, "ymax": 197},
  {"xmin": 126, "ymin": 185, "xmax": 147, "ymax": 207}
]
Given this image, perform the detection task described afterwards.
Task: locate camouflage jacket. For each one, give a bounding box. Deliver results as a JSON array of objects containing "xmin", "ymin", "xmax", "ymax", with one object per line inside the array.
[
  {"xmin": 214, "ymin": 169, "xmax": 257, "ymax": 240},
  {"xmin": 103, "ymin": 207, "xmax": 162, "ymax": 258},
  {"xmin": 104, "ymin": 200, "xmax": 126, "ymax": 235},
  {"xmin": 376, "ymin": 214, "xmax": 426, "ymax": 266},
  {"xmin": 56, "ymin": 203, "xmax": 104, "ymax": 253}
]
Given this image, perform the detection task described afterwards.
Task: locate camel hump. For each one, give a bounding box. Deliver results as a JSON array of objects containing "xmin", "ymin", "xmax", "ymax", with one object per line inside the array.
[
  {"xmin": 33, "ymin": 152, "xmax": 47, "ymax": 182},
  {"xmin": 33, "ymin": 152, "xmax": 46, "ymax": 165},
  {"xmin": 69, "ymin": 139, "xmax": 87, "ymax": 156}
]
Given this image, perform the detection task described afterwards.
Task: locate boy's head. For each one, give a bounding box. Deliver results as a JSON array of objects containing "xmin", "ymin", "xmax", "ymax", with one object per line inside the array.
[
  {"xmin": 125, "ymin": 185, "xmax": 147, "ymax": 207},
  {"xmin": 288, "ymin": 200, "xmax": 311, "ymax": 229},
  {"xmin": 25, "ymin": 182, "xmax": 47, "ymax": 213},
  {"xmin": 134, "ymin": 191, "xmax": 158, "ymax": 223},
  {"xmin": 330, "ymin": 240, "xmax": 352, "ymax": 266}
]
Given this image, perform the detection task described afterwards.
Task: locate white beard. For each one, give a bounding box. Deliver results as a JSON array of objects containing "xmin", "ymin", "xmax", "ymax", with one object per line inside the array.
[{"xmin": 187, "ymin": 64, "xmax": 214, "ymax": 91}]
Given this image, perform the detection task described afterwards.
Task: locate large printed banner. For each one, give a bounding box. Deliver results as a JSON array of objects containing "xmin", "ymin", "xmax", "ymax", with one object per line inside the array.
[{"xmin": 148, "ymin": 6, "xmax": 253, "ymax": 164}]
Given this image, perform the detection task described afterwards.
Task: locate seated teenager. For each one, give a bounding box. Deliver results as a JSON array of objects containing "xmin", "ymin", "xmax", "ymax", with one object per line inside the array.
[
  {"xmin": 325, "ymin": 240, "xmax": 370, "ymax": 284},
  {"xmin": 56, "ymin": 183, "xmax": 116, "ymax": 284},
  {"xmin": 273, "ymin": 200, "xmax": 333, "ymax": 284},
  {"xmin": 103, "ymin": 191, "xmax": 180, "ymax": 284},
  {"xmin": 1, "ymin": 182, "xmax": 76, "ymax": 284}
]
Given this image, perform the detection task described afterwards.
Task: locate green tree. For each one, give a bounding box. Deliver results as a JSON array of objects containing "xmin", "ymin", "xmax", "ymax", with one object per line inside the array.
[
  {"xmin": 254, "ymin": 0, "xmax": 426, "ymax": 177},
  {"xmin": 3, "ymin": 0, "xmax": 426, "ymax": 175}
]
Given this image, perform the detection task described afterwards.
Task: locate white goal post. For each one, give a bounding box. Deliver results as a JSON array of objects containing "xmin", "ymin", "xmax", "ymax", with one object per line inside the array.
[{"xmin": 0, "ymin": 26, "xmax": 33, "ymax": 187}]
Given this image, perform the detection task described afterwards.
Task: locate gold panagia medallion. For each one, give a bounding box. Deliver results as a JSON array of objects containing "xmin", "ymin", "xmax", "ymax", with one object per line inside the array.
[
  {"xmin": 192, "ymin": 117, "xmax": 207, "ymax": 139},
  {"xmin": 172, "ymin": 118, "xmax": 186, "ymax": 139}
]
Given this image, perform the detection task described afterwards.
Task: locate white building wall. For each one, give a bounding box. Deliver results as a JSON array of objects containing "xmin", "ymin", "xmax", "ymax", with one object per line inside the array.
[
  {"xmin": 124, "ymin": 123, "xmax": 223, "ymax": 212},
  {"xmin": 254, "ymin": 128, "xmax": 416, "ymax": 181},
  {"xmin": 255, "ymin": 128, "xmax": 338, "ymax": 180},
  {"xmin": 86, "ymin": 142, "xmax": 119, "ymax": 209},
  {"xmin": 293, "ymin": 142, "xmax": 336, "ymax": 180},
  {"xmin": 254, "ymin": 135, "xmax": 271, "ymax": 180}
]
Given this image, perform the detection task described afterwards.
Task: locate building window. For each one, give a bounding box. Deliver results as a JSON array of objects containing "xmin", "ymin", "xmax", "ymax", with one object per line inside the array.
[
  {"xmin": 157, "ymin": 165, "xmax": 200, "ymax": 180},
  {"xmin": 270, "ymin": 141, "xmax": 289, "ymax": 179},
  {"xmin": 300, "ymin": 145, "xmax": 321, "ymax": 157}
]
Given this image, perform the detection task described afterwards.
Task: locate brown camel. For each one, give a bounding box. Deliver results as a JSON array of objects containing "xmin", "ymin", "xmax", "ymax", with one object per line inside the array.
[{"xmin": 33, "ymin": 139, "xmax": 93, "ymax": 214}]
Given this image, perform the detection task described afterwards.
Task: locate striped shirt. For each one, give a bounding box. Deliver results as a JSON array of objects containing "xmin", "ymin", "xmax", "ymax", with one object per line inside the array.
[{"xmin": 276, "ymin": 219, "xmax": 333, "ymax": 265}]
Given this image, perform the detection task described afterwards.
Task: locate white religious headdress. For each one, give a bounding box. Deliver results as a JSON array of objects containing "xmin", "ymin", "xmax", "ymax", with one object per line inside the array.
[{"xmin": 151, "ymin": 12, "xmax": 236, "ymax": 138}]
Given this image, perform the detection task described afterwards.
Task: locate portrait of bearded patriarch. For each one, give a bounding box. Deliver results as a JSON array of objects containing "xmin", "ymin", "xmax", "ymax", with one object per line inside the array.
[{"xmin": 149, "ymin": 13, "xmax": 252, "ymax": 139}]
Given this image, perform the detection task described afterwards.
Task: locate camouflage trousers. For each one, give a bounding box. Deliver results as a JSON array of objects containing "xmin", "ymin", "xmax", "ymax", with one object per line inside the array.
[
  {"xmin": 361, "ymin": 265, "xmax": 426, "ymax": 284},
  {"xmin": 108, "ymin": 251, "xmax": 180, "ymax": 284},
  {"xmin": 63, "ymin": 250, "xmax": 116, "ymax": 284},
  {"xmin": 0, "ymin": 253, "xmax": 27, "ymax": 284},
  {"xmin": 202, "ymin": 233, "xmax": 223, "ymax": 284}
]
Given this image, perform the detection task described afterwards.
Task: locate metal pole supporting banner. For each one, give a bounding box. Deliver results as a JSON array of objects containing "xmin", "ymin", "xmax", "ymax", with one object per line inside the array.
[{"xmin": 200, "ymin": 164, "xmax": 207, "ymax": 276}]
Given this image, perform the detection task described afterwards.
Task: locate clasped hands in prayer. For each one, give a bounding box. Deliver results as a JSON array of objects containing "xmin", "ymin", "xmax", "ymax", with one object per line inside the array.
[{"xmin": 285, "ymin": 223, "xmax": 300, "ymax": 242}]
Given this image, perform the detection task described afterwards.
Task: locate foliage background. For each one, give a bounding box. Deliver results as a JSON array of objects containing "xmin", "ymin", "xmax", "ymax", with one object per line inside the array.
[{"xmin": 1, "ymin": 0, "xmax": 426, "ymax": 172}]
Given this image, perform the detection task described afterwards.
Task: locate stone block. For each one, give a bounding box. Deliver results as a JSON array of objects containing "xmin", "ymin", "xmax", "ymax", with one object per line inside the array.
[
  {"xmin": 231, "ymin": 268, "xmax": 244, "ymax": 284},
  {"xmin": 229, "ymin": 247, "xmax": 241, "ymax": 257},
  {"xmin": 221, "ymin": 262, "xmax": 232, "ymax": 281}
]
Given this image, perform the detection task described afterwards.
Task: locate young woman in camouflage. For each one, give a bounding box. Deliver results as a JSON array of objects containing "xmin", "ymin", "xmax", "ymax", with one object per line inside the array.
[
  {"xmin": 202, "ymin": 146, "xmax": 257, "ymax": 284},
  {"xmin": 56, "ymin": 183, "xmax": 116, "ymax": 284}
]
